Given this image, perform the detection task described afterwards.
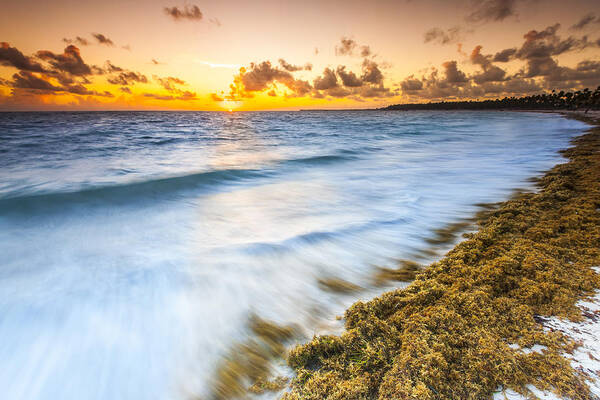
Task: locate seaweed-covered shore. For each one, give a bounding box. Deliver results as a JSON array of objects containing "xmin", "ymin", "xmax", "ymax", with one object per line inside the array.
[{"xmin": 282, "ymin": 112, "xmax": 600, "ymax": 400}]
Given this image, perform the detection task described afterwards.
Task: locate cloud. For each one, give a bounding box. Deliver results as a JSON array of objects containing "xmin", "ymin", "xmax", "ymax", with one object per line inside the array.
[
  {"xmin": 361, "ymin": 59, "xmax": 384, "ymax": 84},
  {"xmin": 470, "ymin": 45, "xmax": 507, "ymax": 83},
  {"xmin": 0, "ymin": 89, "xmax": 121, "ymax": 111},
  {"xmin": 483, "ymin": 23, "xmax": 595, "ymax": 82},
  {"xmin": 400, "ymin": 76, "xmax": 424, "ymax": 92},
  {"xmin": 470, "ymin": 45, "xmax": 490, "ymax": 67},
  {"xmin": 335, "ymin": 37, "xmax": 357, "ymax": 56},
  {"xmin": 477, "ymin": 77, "xmax": 541, "ymax": 95},
  {"xmin": 63, "ymin": 37, "xmax": 90, "ymax": 46},
  {"xmin": 218, "ymin": 36, "xmax": 393, "ymax": 102},
  {"xmin": 11, "ymin": 71, "xmax": 62, "ymax": 92},
  {"xmin": 473, "ymin": 64, "xmax": 507, "ymax": 84},
  {"xmin": 36, "ymin": 45, "xmax": 92, "ymax": 76},
  {"xmin": 92, "ymin": 33, "xmax": 114, "ymax": 46},
  {"xmin": 400, "ymin": 21, "xmax": 599, "ymax": 102},
  {"xmin": 398, "ymin": 59, "xmax": 482, "ymax": 100},
  {"xmin": 278, "ymin": 59, "xmax": 311, "ymax": 72},
  {"xmin": 424, "ymin": 1, "xmax": 515, "ymax": 47},
  {"xmin": 0, "ymin": 42, "xmax": 46, "ymax": 72},
  {"xmin": 66, "ymin": 83, "xmax": 113, "ymax": 97},
  {"xmin": 106, "ymin": 61, "xmax": 123, "ymax": 73},
  {"xmin": 502, "ymin": 23, "xmax": 599, "ymax": 89},
  {"xmin": 107, "ymin": 71, "xmax": 148, "ymax": 85},
  {"xmin": 153, "ymin": 75, "xmax": 186, "ymax": 92},
  {"xmin": 541, "ymin": 59, "xmax": 600, "ymax": 89},
  {"xmin": 220, "ymin": 54, "xmax": 392, "ymax": 102},
  {"xmin": 63, "ymin": 34, "xmax": 121, "ymax": 47},
  {"xmin": 240, "ymin": 61, "xmax": 294, "ymax": 91},
  {"xmin": 323, "ymin": 86, "xmax": 351, "ymax": 98},
  {"xmin": 287, "ymin": 79, "xmax": 312, "ymax": 97},
  {"xmin": 0, "ymin": 42, "xmax": 204, "ymax": 106},
  {"xmin": 313, "ymin": 67, "xmax": 338, "ymax": 90},
  {"xmin": 422, "ymin": 0, "xmax": 519, "ymax": 50},
  {"xmin": 465, "ymin": 0, "xmax": 518, "ymax": 23},
  {"xmin": 0, "ymin": 42, "xmax": 122, "ymax": 103},
  {"xmin": 143, "ymin": 90, "xmax": 197, "ymax": 100},
  {"xmin": 355, "ymin": 85, "xmax": 393, "ymax": 98},
  {"xmin": 424, "ymin": 27, "xmax": 463, "ymax": 45},
  {"xmin": 513, "ymin": 23, "xmax": 593, "ymax": 78},
  {"xmin": 492, "ymin": 47, "xmax": 517, "ymax": 62},
  {"xmin": 209, "ymin": 17, "xmax": 221, "ymax": 27},
  {"xmin": 570, "ymin": 14, "xmax": 597, "ymax": 30},
  {"xmin": 164, "ymin": 5, "xmax": 203, "ymax": 21},
  {"xmin": 441, "ymin": 61, "xmax": 468, "ymax": 83},
  {"xmin": 336, "ymin": 66, "xmax": 362, "ymax": 87},
  {"xmin": 426, "ymin": 0, "xmax": 514, "ymax": 46},
  {"xmin": 401, "ymin": 68, "xmax": 484, "ymax": 100},
  {"xmin": 334, "ymin": 38, "xmax": 376, "ymax": 58},
  {"xmin": 210, "ymin": 93, "xmax": 224, "ymax": 101},
  {"xmin": 8, "ymin": 70, "xmax": 112, "ymax": 97},
  {"xmin": 223, "ymin": 60, "xmax": 314, "ymax": 100}
]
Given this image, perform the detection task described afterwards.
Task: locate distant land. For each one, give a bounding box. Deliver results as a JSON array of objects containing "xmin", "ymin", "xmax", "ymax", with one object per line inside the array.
[{"xmin": 381, "ymin": 87, "xmax": 600, "ymax": 111}]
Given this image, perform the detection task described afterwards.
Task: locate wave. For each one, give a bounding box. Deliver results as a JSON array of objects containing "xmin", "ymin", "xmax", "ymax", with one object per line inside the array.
[
  {"xmin": 226, "ymin": 216, "xmax": 411, "ymax": 256},
  {"xmin": 152, "ymin": 138, "xmax": 183, "ymax": 146},
  {"xmin": 0, "ymin": 167, "xmax": 268, "ymax": 215},
  {"xmin": 0, "ymin": 151, "xmax": 361, "ymax": 215},
  {"xmin": 285, "ymin": 153, "xmax": 357, "ymax": 166}
]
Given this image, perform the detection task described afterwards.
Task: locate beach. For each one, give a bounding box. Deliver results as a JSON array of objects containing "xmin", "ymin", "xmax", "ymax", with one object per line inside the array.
[
  {"xmin": 283, "ymin": 111, "xmax": 600, "ymax": 400},
  {"xmin": 3, "ymin": 0, "xmax": 600, "ymax": 398},
  {"xmin": 0, "ymin": 110, "xmax": 597, "ymax": 400}
]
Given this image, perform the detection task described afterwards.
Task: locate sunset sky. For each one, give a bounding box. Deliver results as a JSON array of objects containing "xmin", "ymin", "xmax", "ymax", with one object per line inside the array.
[{"xmin": 1, "ymin": 0, "xmax": 599, "ymax": 111}]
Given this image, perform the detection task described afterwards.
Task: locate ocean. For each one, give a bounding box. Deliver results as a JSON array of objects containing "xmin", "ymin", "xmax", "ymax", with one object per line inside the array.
[{"xmin": 0, "ymin": 110, "xmax": 588, "ymax": 399}]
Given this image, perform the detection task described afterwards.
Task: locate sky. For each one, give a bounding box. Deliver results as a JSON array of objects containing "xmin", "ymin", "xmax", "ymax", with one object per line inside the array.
[{"xmin": 0, "ymin": 0, "xmax": 599, "ymax": 111}]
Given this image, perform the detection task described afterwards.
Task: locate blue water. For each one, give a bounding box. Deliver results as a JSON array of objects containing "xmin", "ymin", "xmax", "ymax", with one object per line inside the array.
[{"xmin": 0, "ymin": 111, "xmax": 588, "ymax": 399}]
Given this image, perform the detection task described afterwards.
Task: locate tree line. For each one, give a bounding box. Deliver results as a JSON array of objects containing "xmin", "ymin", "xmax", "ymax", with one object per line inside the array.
[{"xmin": 382, "ymin": 86, "xmax": 600, "ymax": 111}]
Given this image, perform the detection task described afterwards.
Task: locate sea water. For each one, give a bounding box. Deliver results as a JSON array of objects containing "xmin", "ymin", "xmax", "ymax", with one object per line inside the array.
[{"xmin": 0, "ymin": 111, "xmax": 588, "ymax": 399}]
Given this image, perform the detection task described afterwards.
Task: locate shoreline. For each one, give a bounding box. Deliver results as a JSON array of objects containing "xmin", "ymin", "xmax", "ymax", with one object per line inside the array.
[{"xmin": 281, "ymin": 111, "xmax": 600, "ymax": 400}]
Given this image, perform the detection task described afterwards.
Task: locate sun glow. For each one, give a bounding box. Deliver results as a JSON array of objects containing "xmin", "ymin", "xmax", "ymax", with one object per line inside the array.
[{"xmin": 220, "ymin": 100, "xmax": 241, "ymax": 112}]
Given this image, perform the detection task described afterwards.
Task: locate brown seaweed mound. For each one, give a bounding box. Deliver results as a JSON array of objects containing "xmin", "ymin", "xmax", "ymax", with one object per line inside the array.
[{"xmin": 284, "ymin": 124, "xmax": 600, "ymax": 400}]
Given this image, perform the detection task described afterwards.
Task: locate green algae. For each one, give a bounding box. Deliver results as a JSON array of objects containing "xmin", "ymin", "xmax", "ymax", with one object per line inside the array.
[{"xmin": 283, "ymin": 121, "xmax": 600, "ymax": 399}]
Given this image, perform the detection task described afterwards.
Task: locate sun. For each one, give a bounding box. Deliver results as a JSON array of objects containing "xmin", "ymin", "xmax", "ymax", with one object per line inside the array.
[{"xmin": 220, "ymin": 99, "xmax": 241, "ymax": 112}]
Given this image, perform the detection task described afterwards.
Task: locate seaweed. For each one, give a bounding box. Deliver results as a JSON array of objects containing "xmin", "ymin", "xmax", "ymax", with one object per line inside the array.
[
  {"xmin": 208, "ymin": 315, "xmax": 299, "ymax": 400},
  {"xmin": 283, "ymin": 121, "xmax": 600, "ymax": 399},
  {"xmin": 248, "ymin": 376, "xmax": 290, "ymax": 395},
  {"xmin": 318, "ymin": 277, "xmax": 363, "ymax": 294},
  {"xmin": 373, "ymin": 259, "xmax": 422, "ymax": 285},
  {"xmin": 424, "ymin": 221, "xmax": 472, "ymax": 246}
]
